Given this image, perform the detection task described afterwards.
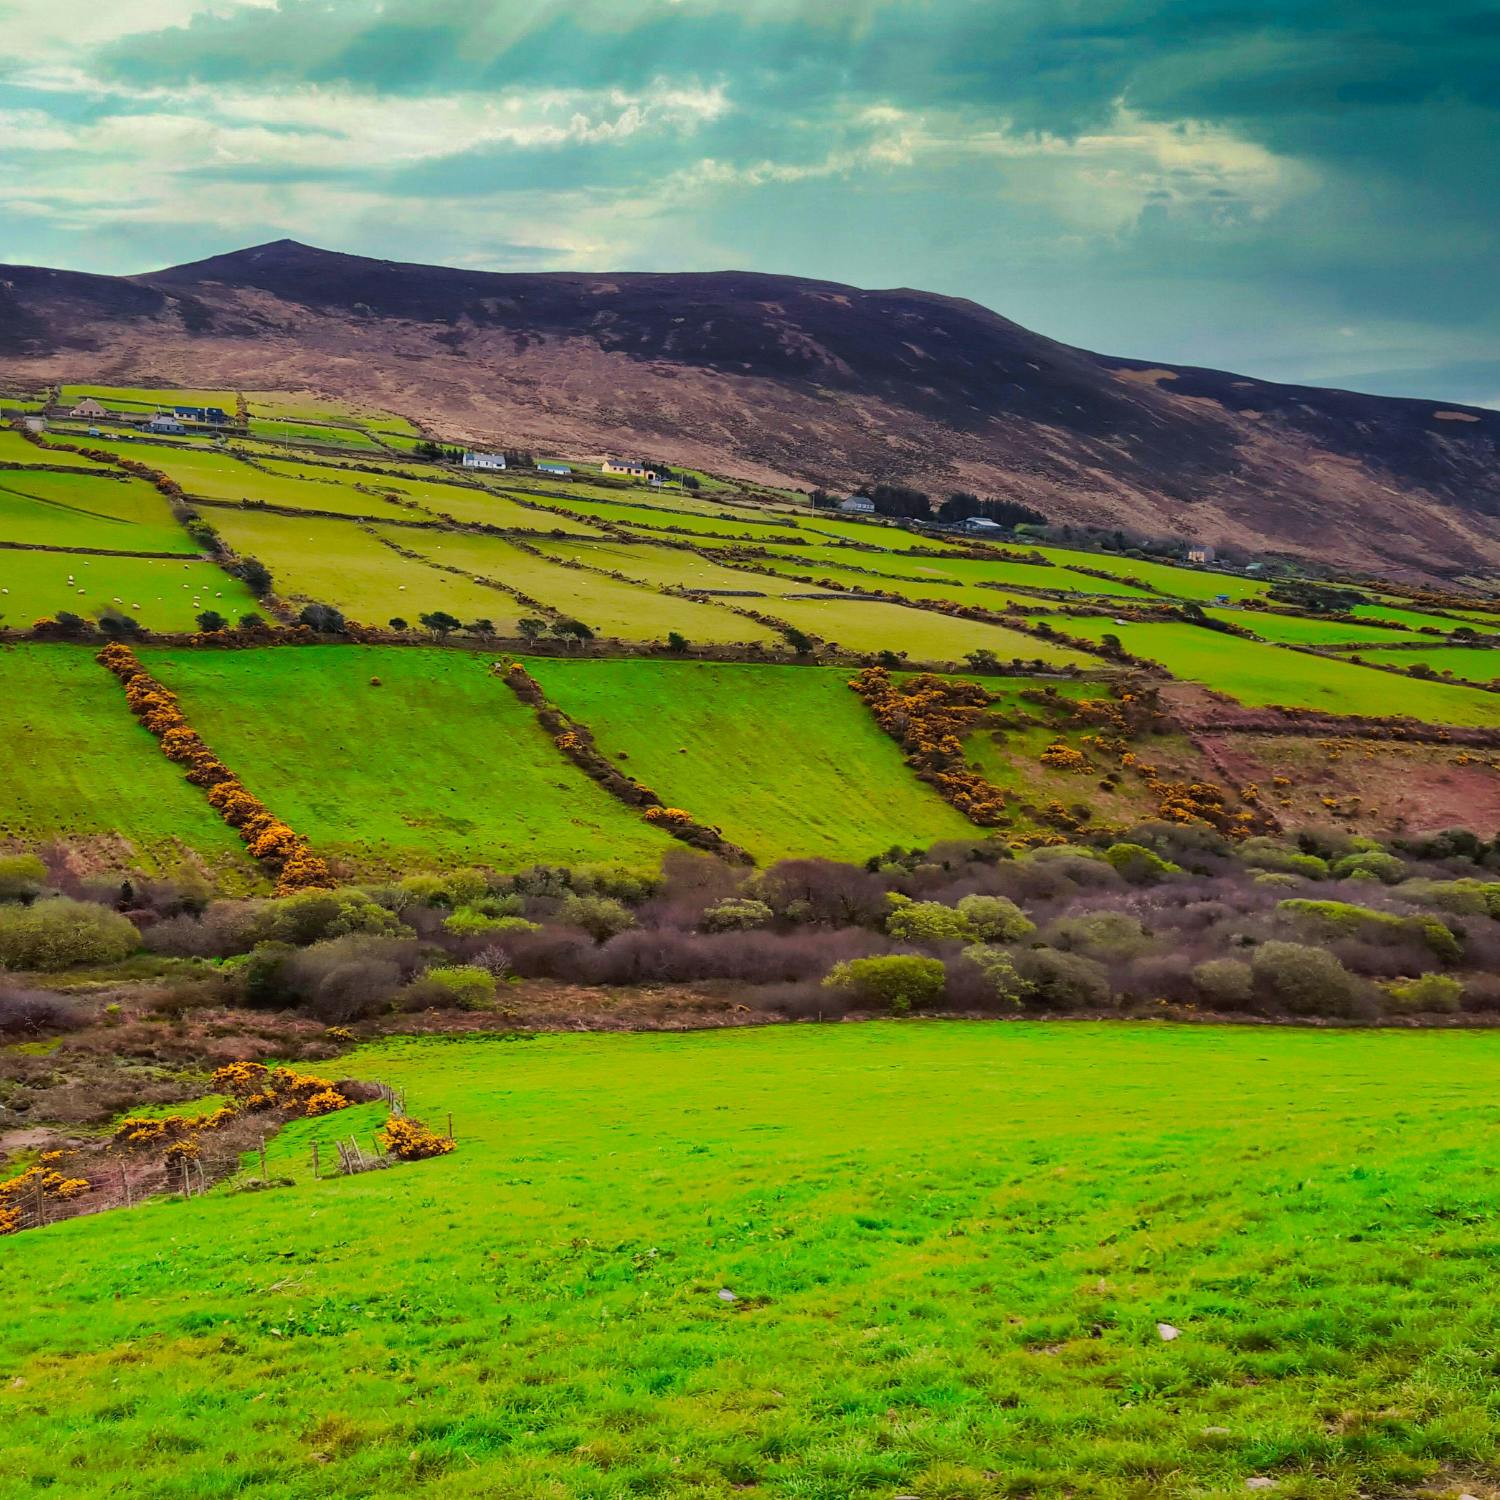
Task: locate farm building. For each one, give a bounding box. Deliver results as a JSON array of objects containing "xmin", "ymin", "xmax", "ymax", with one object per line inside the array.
[
  {"xmin": 1186, "ymin": 544, "xmax": 1216, "ymax": 564},
  {"xmin": 839, "ymin": 495, "xmax": 875, "ymax": 514},
  {"xmin": 69, "ymin": 397, "xmax": 107, "ymax": 418},
  {"xmin": 146, "ymin": 415, "xmax": 186, "ymax": 434},
  {"xmin": 537, "ymin": 461, "xmax": 572, "ymax": 476},
  {"xmin": 461, "ymin": 451, "xmax": 507, "ymax": 471},
  {"xmin": 173, "ymin": 406, "xmax": 231, "ymax": 425},
  {"xmin": 959, "ymin": 516, "xmax": 1004, "ymax": 533},
  {"xmin": 602, "ymin": 460, "xmax": 655, "ymax": 479}
]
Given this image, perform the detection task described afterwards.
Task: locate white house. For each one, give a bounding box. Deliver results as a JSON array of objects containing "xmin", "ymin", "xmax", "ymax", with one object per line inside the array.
[
  {"xmin": 960, "ymin": 516, "xmax": 1004, "ymax": 533},
  {"xmin": 537, "ymin": 461, "xmax": 572, "ymax": 476},
  {"xmin": 602, "ymin": 460, "xmax": 654, "ymax": 479},
  {"xmin": 70, "ymin": 397, "xmax": 107, "ymax": 419},
  {"xmin": 839, "ymin": 495, "xmax": 875, "ymax": 514},
  {"xmin": 146, "ymin": 415, "xmax": 186, "ymax": 434},
  {"xmin": 461, "ymin": 451, "xmax": 507, "ymax": 471}
]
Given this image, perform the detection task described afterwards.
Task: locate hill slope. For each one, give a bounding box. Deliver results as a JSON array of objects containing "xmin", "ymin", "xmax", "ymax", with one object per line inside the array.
[{"xmin": 3, "ymin": 239, "xmax": 1498, "ymax": 579}]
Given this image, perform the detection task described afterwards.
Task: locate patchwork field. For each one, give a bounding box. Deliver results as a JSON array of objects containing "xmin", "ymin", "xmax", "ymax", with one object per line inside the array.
[
  {"xmin": 1054, "ymin": 616, "xmax": 1500, "ymax": 725},
  {"xmin": 142, "ymin": 646, "xmax": 677, "ymax": 872},
  {"xmin": 530, "ymin": 659, "xmax": 976, "ymax": 861},
  {"xmin": 9, "ymin": 1023, "xmax": 1500, "ymax": 1497},
  {"xmin": 1355, "ymin": 644, "xmax": 1500, "ymax": 685},
  {"xmin": 0, "ymin": 428, "xmax": 103, "ymax": 467},
  {"xmin": 0, "ymin": 469, "xmax": 200, "ymax": 554},
  {"xmin": 1206, "ymin": 609, "xmax": 1422, "ymax": 646},
  {"xmin": 0, "ymin": 643, "xmax": 252, "ymax": 874},
  {"xmin": 58, "ymin": 384, "xmax": 237, "ymax": 412}
]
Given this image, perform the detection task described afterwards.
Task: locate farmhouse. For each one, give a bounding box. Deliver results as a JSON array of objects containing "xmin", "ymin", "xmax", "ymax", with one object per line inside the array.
[
  {"xmin": 461, "ymin": 451, "xmax": 507, "ymax": 471},
  {"xmin": 959, "ymin": 516, "xmax": 1004, "ymax": 534},
  {"xmin": 537, "ymin": 461, "xmax": 572, "ymax": 476},
  {"xmin": 69, "ymin": 397, "xmax": 107, "ymax": 419},
  {"xmin": 839, "ymin": 495, "xmax": 875, "ymax": 514},
  {"xmin": 602, "ymin": 460, "xmax": 654, "ymax": 479},
  {"xmin": 1186, "ymin": 544, "xmax": 1216, "ymax": 564},
  {"xmin": 173, "ymin": 406, "xmax": 231, "ymax": 425},
  {"xmin": 146, "ymin": 415, "xmax": 186, "ymax": 434}
]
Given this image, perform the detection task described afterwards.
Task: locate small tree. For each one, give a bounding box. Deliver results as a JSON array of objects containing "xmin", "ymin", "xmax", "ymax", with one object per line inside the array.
[
  {"xmin": 823, "ymin": 955, "xmax": 945, "ymax": 1015},
  {"xmin": 785, "ymin": 627, "xmax": 814, "ymax": 656},
  {"xmin": 418, "ymin": 611, "xmax": 462, "ymax": 639},
  {"xmin": 388, "ymin": 616, "xmax": 409, "ymax": 632},
  {"xmin": 666, "ymin": 631, "xmax": 689, "ymax": 654},
  {"xmin": 299, "ymin": 602, "xmax": 346, "ymax": 634},
  {"xmin": 468, "ymin": 618, "xmax": 496, "ymax": 639},
  {"xmin": 517, "ymin": 617, "xmax": 548, "ymax": 641},
  {"xmin": 233, "ymin": 557, "xmax": 273, "ymax": 597},
  {"xmin": 195, "ymin": 610, "xmax": 227, "ymax": 633}
]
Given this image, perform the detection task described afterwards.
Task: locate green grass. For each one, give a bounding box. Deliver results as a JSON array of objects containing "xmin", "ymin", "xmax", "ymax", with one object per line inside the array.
[
  {"xmin": 390, "ymin": 531, "xmax": 782, "ymax": 646},
  {"xmin": 1052, "ymin": 617, "xmax": 1500, "ymax": 725},
  {"xmin": 529, "ymin": 659, "xmax": 976, "ymax": 861},
  {"xmin": 1354, "ymin": 645, "xmax": 1500, "ymax": 686},
  {"xmin": 1348, "ymin": 603, "xmax": 1470, "ymax": 633},
  {"xmin": 142, "ymin": 646, "xmax": 676, "ymax": 873},
  {"xmin": 246, "ymin": 418, "xmax": 386, "ymax": 451},
  {"xmin": 59, "ymin": 385, "xmax": 237, "ymax": 412},
  {"xmin": 363, "ymin": 476, "xmax": 608, "ymax": 534},
  {"xmin": 0, "ymin": 551, "xmax": 257, "ymax": 632},
  {"xmin": 0, "ymin": 470, "xmax": 197, "ymax": 554},
  {"xmin": 1208, "ymin": 609, "xmax": 1421, "ymax": 646},
  {"xmin": 10, "ymin": 1022, "xmax": 1500, "ymax": 1497},
  {"xmin": 1036, "ymin": 547, "xmax": 1272, "ymax": 602},
  {"xmin": 0, "ymin": 429, "xmax": 105, "ymax": 468},
  {"xmin": 0, "ymin": 643, "xmax": 252, "ymax": 874}
]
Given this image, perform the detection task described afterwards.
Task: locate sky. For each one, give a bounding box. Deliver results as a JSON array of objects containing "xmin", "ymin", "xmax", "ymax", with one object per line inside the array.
[{"xmin": 2, "ymin": 1, "xmax": 1497, "ymax": 406}]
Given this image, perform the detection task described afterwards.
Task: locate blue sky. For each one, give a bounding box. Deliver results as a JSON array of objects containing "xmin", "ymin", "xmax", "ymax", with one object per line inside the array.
[{"xmin": 2, "ymin": 1, "xmax": 1496, "ymax": 405}]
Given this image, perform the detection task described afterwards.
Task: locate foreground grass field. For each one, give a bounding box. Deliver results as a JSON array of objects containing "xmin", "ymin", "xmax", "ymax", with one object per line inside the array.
[
  {"xmin": 7, "ymin": 1023, "xmax": 1500, "ymax": 1498},
  {"xmin": 530, "ymin": 659, "xmax": 976, "ymax": 860},
  {"xmin": 143, "ymin": 645, "xmax": 675, "ymax": 872}
]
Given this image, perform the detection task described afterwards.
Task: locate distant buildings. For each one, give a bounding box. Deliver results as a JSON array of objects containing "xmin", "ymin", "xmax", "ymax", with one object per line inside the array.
[
  {"xmin": 839, "ymin": 494, "xmax": 875, "ymax": 514},
  {"xmin": 461, "ymin": 451, "xmax": 507, "ymax": 471},
  {"xmin": 173, "ymin": 405, "xmax": 231, "ymax": 425},
  {"xmin": 959, "ymin": 516, "xmax": 1004, "ymax": 533},
  {"xmin": 1186, "ymin": 544, "xmax": 1216, "ymax": 564},
  {"xmin": 537, "ymin": 461, "xmax": 572, "ymax": 476},
  {"xmin": 146, "ymin": 415, "xmax": 186, "ymax": 434},
  {"xmin": 69, "ymin": 397, "xmax": 107, "ymax": 418},
  {"xmin": 603, "ymin": 460, "xmax": 654, "ymax": 479}
]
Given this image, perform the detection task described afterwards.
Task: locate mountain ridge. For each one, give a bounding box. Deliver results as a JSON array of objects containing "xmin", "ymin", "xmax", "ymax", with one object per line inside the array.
[{"xmin": 3, "ymin": 240, "xmax": 1498, "ymax": 581}]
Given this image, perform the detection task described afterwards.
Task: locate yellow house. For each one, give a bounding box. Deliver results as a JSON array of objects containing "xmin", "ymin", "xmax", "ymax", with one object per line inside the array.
[{"xmin": 602, "ymin": 460, "xmax": 654, "ymax": 479}]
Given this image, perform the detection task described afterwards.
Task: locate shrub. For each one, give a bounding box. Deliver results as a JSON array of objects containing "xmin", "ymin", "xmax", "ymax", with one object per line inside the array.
[
  {"xmin": 822, "ymin": 954, "xmax": 946, "ymax": 1014},
  {"xmin": 1240, "ymin": 839, "xmax": 1328, "ymax": 879},
  {"xmin": 1191, "ymin": 957, "xmax": 1253, "ymax": 1009},
  {"xmin": 886, "ymin": 900, "xmax": 973, "ymax": 944},
  {"xmin": 0, "ymin": 898, "xmax": 138, "ymax": 970},
  {"xmin": 1383, "ymin": 972, "xmax": 1464, "ymax": 1015},
  {"xmin": 1014, "ymin": 948, "xmax": 1112, "ymax": 1009},
  {"xmin": 380, "ymin": 1116, "xmax": 454, "ymax": 1160},
  {"xmin": 0, "ymin": 984, "xmax": 83, "ymax": 1036},
  {"xmin": 0, "ymin": 854, "xmax": 47, "ymax": 903},
  {"xmin": 959, "ymin": 945, "xmax": 1029, "ymax": 1008},
  {"xmin": 253, "ymin": 888, "xmax": 408, "ymax": 947},
  {"xmin": 1044, "ymin": 910, "xmax": 1152, "ymax": 959},
  {"xmin": 1104, "ymin": 842, "xmax": 1181, "ymax": 885},
  {"xmin": 443, "ymin": 907, "xmax": 538, "ymax": 937},
  {"xmin": 699, "ymin": 897, "xmax": 774, "ymax": 933},
  {"xmin": 1332, "ymin": 850, "xmax": 1407, "ymax": 884},
  {"xmin": 418, "ymin": 964, "xmax": 498, "ymax": 1011},
  {"xmin": 955, "ymin": 894, "xmax": 1035, "ymax": 942},
  {"xmin": 1277, "ymin": 898, "xmax": 1461, "ymax": 963},
  {"xmin": 1250, "ymin": 941, "xmax": 1368, "ymax": 1017},
  {"xmin": 557, "ymin": 893, "xmax": 636, "ymax": 942}
]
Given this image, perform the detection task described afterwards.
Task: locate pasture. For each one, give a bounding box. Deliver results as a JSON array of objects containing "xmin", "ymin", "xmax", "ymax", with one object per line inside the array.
[
  {"xmin": 1355, "ymin": 644, "xmax": 1500, "ymax": 685},
  {"xmin": 0, "ymin": 643, "xmax": 252, "ymax": 874},
  {"xmin": 0, "ymin": 470, "xmax": 197, "ymax": 554},
  {"xmin": 58, "ymin": 384, "xmax": 237, "ymax": 413},
  {"xmin": 8, "ymin": 1023, "xmax": 1500, "ymax": 1497},
  {"xmin": 530, "ymin": 658, "xmax": 976, "ymax": 861},
  {"xmin": 142, "ymin": 646, "xmax": 676, "ymax": 873}
]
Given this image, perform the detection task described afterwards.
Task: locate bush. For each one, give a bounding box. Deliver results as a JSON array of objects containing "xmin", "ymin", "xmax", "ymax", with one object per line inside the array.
[
  {"xmin": 1250, "ymin": 941, "xmax": 1368, "ymax": 1017},
  {"xmin": 417, "ymin": 964, "xmax": 498, "ymax": 1011},
  {"xmin": 885, "ymin": 899, "xmax": 973, "ymax": 944},
  {"xmin": 1240, "ymin": 839, "xmax": 1328, "ymax": 879},
  {"xmin": 380, "ymin": 1116, "xmax": 454, "ymax": 1160},
  {"xmin": 1383, "ymin": 972, "xmax": 1463, "ymax": 1015},
  {"xmin": 0, "ymin": 983, "xmax": 83, "ymax": 1036},
  {"xmin": 443, "ymin": 907, "xmax": 537, "ymax": 937},
  {"xmin": 955, "ymin": 894, "xmax": 1035, "ymax": 942},
  {"xmin": 252, "ymin": 888, "xmax": 407, "ymax": 947},
  {"xmin": 0, "ymin": 897, "xmax": 138, "ymax": 970},
  {"xmin": 1277, "ymin": 898, "xmax": 1461, "ymax": 963},
  {"xmin": 1191, "ymin": 957, "xmax": 1253, "ymax": 1010},
  {"xmin": 0, "ymin": 854, "xmax": 48, "ymax": 903},
  {"xmin": 557, "ymin": 893, "xmax": 635, "ymax": 942},
  {"xmin": 959, "ymin": 945, "xmax": 1029, "ymax": 1008},
  {"xmin": 1332, "ymin": 850, "xmax": 1407, "ymax": 884},
  {"xmin": 1104, "ymin": 843, "xmax": 1181, "ymax": 884},
  {"xmin": 822, "ymin": 954, "xmax": 946, "ymax": 1014},
  {"xmin": 1044, "ymin": 910, "xmax": 1152, "ymax": 959},
  {"xmin": 1014, "ymin": 948, "xmax": 1112, "ymax": 1010},
  {"xmin": 699, "ymin": 897, "xmax": 774, "ymax": 933}
]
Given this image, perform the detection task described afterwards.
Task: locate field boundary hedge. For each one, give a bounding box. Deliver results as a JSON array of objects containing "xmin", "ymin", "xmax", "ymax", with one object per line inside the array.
[{"xmin": 94, "ymin": 643, "xmax": 333, "ymax": 893}]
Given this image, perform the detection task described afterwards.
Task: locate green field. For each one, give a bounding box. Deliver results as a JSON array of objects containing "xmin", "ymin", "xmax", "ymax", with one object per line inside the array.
[
  {"xmin": 0, "ymin": 470, "xmax": 197, "ymax": 554},
  {"xmin": 1037, "ymin": 547, "xmax": 1271, "ymax": 602},
  {"xmin": 1207, "ymin": 609, "xmax": 1421, "ymax": 646},
  {"xmin": 0, "ymin": 551, "xmax": 258, "ymax": 632},
  {"xmin": 0, "ymin": 428, "xmax": 106, "ymax": 468},
  {"xmin": 530, "ymin": 659, "xmax": 976, "ymax": 860},
  {"xmin": 1348, "ymin": 602, "xmax": 1468, "ymax": 633},
  {"xmin": 1054, "ymin": 617, "xmax": 1500, "ymax": 725},
  {"xmin": 364, "ymin": 475, "xmax": 608, "ymax": 534},
  {"xmin": 143, "ymin": 646, "xmax": 677, "ymax": 872},
  {"xmin": 59, "ymin": 385, "xmax": 237, "ymax": 413},
  {"xmin": 1356, "ymin": 644, "xmax": 1500, "ymax": 685},
  {"xmin": 0, "ymin": 643, "xmax": 252, "ymax": 873},
  {"xmin": 391, "ymin": 531, "xmax": 781, "ymax": 646},
  {"xmin": 246, "ymin": 417, "xmax": 386, "ymax": 451},
  {"xmin": 9, "ymin": 1022, "xmax": 1500, "ymax": 1497}
]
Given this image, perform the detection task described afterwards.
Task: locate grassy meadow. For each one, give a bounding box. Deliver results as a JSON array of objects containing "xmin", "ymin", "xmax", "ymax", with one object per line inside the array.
[
  {"xmin": 8, "ymin": 1023, "xmax": 1500, "ymax": 1498},
  {"xmin": 0, "ymin": 469, "xmax": 199, "ymax": 554},
  {"xmin": 1355, "ymin": 644, "xmax": 1500, "ymax": 685},
  {"xmin": 0, "ymin": 643, "xmax": 252, "ymax": 873},
  {"xmin": 142, "ymin": 645, "xmax": 676, "ymax": 872},
  {"xmin": 529, "ymin": 658, "xmax": 976, "ymax": 861}
]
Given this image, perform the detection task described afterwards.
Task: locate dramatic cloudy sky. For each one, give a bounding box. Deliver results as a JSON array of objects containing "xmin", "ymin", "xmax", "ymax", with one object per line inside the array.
[{"xmin": 3, "ymin": 1, "xmax": 1497, "ymax": 404}]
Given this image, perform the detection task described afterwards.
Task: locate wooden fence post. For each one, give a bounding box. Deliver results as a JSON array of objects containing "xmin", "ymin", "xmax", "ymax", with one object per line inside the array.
[
  {"xmin": 119, "ymin": 1161, "xmax": 132, "ymax": 1209},
  {"xmin": 311, "ymin": 1140, "xmax": 320, "ymax": 1180},
  {"xmin": 259, "ymin": 1138, "xmax": 268, "ymax": 1185},
  {"xmin": 447, "ymin": 1111, "xmax": 454, "ymax": 1142}
]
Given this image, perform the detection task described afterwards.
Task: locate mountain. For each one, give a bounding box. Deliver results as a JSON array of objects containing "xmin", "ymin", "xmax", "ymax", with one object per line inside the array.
[{"xmin": 3, "ymin": 238, "xmax": 1498, "ymax": 580}]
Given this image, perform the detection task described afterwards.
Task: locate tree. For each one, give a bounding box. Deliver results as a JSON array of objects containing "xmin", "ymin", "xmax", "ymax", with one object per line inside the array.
[
  {"xmin": 467, "ymin": 618, "xmax": 496, "ymax": 639},
  {"xmin": 682, "ymin": 475, "xmax": 700, "ymax": 491},
  {"xmin": 232, "ymin": 557, "xmax": 273, "ymax": 597},
  {"xmin": 388, "ymin": 617, "xmax": 409, "ymax": 632},
  {"xmin": 238, "ymin": 612, "xmax": 266, "ymax": 629},
  {"xmin": 96, "ymin": 607, "xmax": 146, "ymax": 641},
  {"xmin": 195, "ymin": 610, "xmax": 227, "ymax": 633},
  {"xmin": 964, "ymin": 648, "xmax": 1000, "ymax": 673},
  {"xmin": 517, "ymin": 617, "xmax": 547, "ymax": 641},
  {"xmin": 298, "ymin": 603, "xmax": 346, "ymax": 634},
  {"xmin": 419, "ymin": 611, "xmax": 463, "ymax": 639},
  {"xmin": 785, "ymin": 627, "xmax": 814, "ymax": 656},
  {"xmin": 551, "ymin": 619, "xmax": 595, "ymax": 646},
  {"xmin": 666, "ymin": 631, "xmax": 689, "ymax": 654},
  {"xmin": 809, "ymin": 488, "xmax": 833, "ymax": 510}
]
